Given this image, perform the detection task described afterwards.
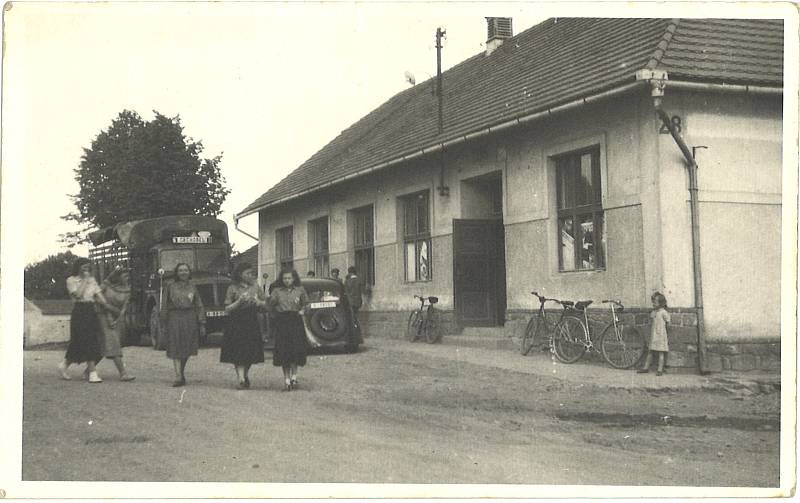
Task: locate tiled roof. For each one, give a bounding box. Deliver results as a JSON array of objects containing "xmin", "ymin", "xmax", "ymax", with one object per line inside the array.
[
  {"xmin": 240, "ymin": 18, "xmax": 783, "ymax": 216},
  {"xmin": 232, "ymin": 244, "xmax": 259, "ymax": 268}
]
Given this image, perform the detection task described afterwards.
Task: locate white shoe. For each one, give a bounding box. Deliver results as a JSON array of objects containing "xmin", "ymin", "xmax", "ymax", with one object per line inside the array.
[
  {"xmin": 88, "ymin": 371, "xmax": 103, "ymax": 383},
  {"xmin": 58, "ymin": 361, "xmax": 71, "ymax": 380}
]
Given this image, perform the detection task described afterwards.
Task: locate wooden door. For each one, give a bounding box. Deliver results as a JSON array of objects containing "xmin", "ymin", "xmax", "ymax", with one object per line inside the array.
[{"xmin": 453, "ymin": 219, "xmax": 504, "ymax": 326}]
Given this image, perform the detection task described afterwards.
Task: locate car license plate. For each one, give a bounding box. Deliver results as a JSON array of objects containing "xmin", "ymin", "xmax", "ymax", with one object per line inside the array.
[
  {"xmin": 206, "ymin": 310, "xmax": 225, "ymax": 317},
  {"xmin": 309, "ymin": 301, "xmax": 336, "ymax": 309}
]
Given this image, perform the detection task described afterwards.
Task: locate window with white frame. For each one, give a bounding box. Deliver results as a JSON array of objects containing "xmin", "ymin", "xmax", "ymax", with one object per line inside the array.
[
  {"xmin": 555, "ymin": 146, "xmax": 605, "ymax": 271},
  {"xmin": 275, "ymin": 226, "xmax": 294, "ymax": 271},
  {"xmin": 401, "ymin": 191, "xmax": 432, "ymax": 282},
  {"xmin": 351, "ymin": 205, "xmax": 375, "ymax": 286},
  {"xmin": 309, "ymin": 217, "xmax": 329, "ymax": 277}
]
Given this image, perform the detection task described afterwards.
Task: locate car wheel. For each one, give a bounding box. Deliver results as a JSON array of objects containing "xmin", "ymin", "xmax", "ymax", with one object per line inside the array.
[{"xmin": 308, "ymin": 308, "xmax": 348, "ymax": 341}]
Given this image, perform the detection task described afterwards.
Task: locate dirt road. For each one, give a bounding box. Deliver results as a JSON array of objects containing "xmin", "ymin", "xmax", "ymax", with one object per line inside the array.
[{"xmin": 22, "ymin": 340, "xmax": 779, "ymax": 486}]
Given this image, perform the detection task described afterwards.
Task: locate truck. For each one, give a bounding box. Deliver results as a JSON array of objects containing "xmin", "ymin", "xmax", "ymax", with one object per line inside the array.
[{"xmin": 88, "ymin": 215, "xmax": 232, "ymax": 347}]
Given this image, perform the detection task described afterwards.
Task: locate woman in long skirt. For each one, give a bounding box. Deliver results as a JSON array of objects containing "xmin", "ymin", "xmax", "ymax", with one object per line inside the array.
[
  {"xmin": 97, "ymin": 266, "xmax": 135, "ymax": 381},
  {"xmin": 58, "ymin": 258, "xmax": 106, "ymax": 383},
  {"xmin": 220, "ymin": 262, "xmax": 266, "ymax": 389},
  {"xmin": 160, "ymin": 263, "xmax": 206, "ymax": 387},
  {"xmin": 269, "ymin": 269, "xmax": 309, "ymax": 391}
]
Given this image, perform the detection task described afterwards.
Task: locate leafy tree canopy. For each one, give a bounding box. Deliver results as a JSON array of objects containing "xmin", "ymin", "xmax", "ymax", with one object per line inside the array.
[
  {"xmin": 62, "ymin": 110, "xmax": 229, "ymax": 244},
  {"xmin": 24, "ymin": 251, "xmax": 83, "ymax": 300}
]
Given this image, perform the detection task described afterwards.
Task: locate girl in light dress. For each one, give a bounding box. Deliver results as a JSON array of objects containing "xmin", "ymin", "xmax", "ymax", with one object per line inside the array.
[{"xmin": 638, "ymin": 292, "xmax": 671, "ymax": 376}]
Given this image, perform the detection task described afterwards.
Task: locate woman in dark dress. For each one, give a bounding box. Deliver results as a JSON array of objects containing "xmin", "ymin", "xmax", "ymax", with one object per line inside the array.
[
  {"xmin": 268, "ymin": 269, "xmax": 309, "ymax": 391},
  {"xmin": 161, "ymin": 263, "xmax": 206, "ymax": 387},
  {"xmin": 220, "ymin": 262, "xmax": 266, "ymax": 389},
  {"xmin": 58, "ymin": 258, "xmax": 108, "ymax": 383}
]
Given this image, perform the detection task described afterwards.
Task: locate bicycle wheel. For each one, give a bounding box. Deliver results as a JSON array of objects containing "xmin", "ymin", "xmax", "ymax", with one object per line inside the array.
[
  {"xmin": 520, "ymin": 316, "xmax": 539, "ymax": 355},
  {"xmin": 600, "ymin": 322, "xmax": 646, "ymax": 369},
  {"xmin": 423, "ymin": 310, "xmax": 440, "ymax": 344},
  {"xmin": 552, "ymin": 316, "xmax": 588, "ymax": 363},
  {"xmin": 406, "ymin": 311, "xmax": 423, "ymax": 342}
]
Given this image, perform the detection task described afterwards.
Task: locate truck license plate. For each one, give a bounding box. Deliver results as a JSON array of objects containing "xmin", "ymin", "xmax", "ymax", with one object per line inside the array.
[
  {"xmin": 309, "ymin": 301, "xmax": 336, "ymax": 309},
  {"xmin": 206, "ymin": 310, "xmax": 225, "ymax": 317}
]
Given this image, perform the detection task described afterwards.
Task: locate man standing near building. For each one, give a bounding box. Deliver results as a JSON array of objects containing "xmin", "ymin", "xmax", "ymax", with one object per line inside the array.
[{"xmin": 344, "ymin": 266, "xmax": 363, "ymax": 330}]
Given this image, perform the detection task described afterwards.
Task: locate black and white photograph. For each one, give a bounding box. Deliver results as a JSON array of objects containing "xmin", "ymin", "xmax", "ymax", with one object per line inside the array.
[{"xmin": 1, "ymin": 1, "xmax": 796, "ymax": 498}]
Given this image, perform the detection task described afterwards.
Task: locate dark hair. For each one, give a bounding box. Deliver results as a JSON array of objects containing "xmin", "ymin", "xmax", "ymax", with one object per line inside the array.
[
  {"xmin": 71, "ymin": 258, "xmax": 92, "ymax": 277},
  {"xmin": 279, "ymin": 268, "xmax": 301, "ymax": 287},
  {"xmin": 174, "ymin": 262, "xmax": 192, "ymax": 279},
  {"xmin": 651, "ymin": 292, "xmax": 668, "ymax": 309},
  {"xmin": 330, "ymin": 268, "xmax": 340, "ymax": 275},
  {"xmin": 347, "ymin": 266, "xmax": 357, "ymax": 274},
  {"xmin": 232, "ymin": 262, "xmax": 254, "ymax": 283}
]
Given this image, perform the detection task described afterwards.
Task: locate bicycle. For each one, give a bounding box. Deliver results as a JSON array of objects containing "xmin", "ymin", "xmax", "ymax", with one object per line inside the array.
[
  {"xmin": 520, "ymin": 291, "xmax": 562, "ymax": 355},
  {"xmin": 551, "ymin": 299, "xmax": 646, "ymax": 369},
  {"xmin": 406, "ymin": 295, "xmax": 440, "ymax": 343}
]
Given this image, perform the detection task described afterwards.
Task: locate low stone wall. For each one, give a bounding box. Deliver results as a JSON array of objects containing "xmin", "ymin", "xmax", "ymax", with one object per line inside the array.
[
  {"xmin": 359, "ymin": 310, "xmax": 459, "ymax": 339},
  {"xmin": 504, "ymin": 307, "xmax": 780, "ymax": 372}
]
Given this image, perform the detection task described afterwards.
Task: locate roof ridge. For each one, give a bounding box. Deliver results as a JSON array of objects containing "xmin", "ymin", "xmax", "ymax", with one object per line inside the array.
[{"xmin": 646, "ymin": 18, "xmax": 681, "ymax": 70}]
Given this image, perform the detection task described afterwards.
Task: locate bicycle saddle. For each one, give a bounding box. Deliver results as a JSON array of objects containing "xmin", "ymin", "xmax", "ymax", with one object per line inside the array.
[
  {"xmin": 574, "ymin": 300, "xmax": 593, "ymax": 310},
  {"xmin": 428, "ymin": 296, "xmax": 439, "ymax": 304},
  {"xmin": 560, "ymin": 300, "xmax": 574, "ymax": 307}
]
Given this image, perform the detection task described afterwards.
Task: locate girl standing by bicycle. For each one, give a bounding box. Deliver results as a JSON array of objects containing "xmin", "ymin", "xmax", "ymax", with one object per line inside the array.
[{"xmin": 638, "ymin": 292, "xmax": 670, "ymax": 376}]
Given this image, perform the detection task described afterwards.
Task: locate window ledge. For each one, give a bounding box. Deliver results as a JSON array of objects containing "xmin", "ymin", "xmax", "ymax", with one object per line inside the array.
[{"xmin": 558, "ymin": 268, "xmax": 606, "ymax": 275}]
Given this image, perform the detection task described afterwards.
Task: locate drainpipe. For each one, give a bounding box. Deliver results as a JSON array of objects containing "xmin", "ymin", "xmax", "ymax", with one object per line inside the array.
[{"xmin": 649, "ymin": 79, "xmax": 709, "ymax": 375}]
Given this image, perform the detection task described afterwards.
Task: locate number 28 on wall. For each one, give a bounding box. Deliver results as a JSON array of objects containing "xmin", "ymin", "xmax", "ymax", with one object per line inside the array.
[{"xmin": 659, "ymin": 115, "xmax": 683, "ymax": 134}]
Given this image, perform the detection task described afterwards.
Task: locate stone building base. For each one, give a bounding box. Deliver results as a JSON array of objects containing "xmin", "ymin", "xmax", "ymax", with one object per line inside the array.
[{"xmin": 360, "ymin": 308, "xmax": 780, "ymax": 372}]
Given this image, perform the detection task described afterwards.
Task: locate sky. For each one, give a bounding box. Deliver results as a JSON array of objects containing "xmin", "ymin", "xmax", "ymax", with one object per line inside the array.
[{"xmin": 5, "ymin": 2, "xmax": 547, "ymax": 264}]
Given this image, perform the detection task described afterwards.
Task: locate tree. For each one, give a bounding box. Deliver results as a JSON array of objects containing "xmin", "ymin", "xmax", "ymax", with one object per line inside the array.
[
  {"xmin": 24, "ymin": 251, "xmax": 83, "ymax": 300},
  {"xmin": 62, "ymin": 110, "xmax": 230, "ymax": 244}
]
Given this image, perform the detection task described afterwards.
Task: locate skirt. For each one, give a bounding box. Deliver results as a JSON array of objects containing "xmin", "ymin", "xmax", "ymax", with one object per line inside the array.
[
  {"xmin": 220, "ymin": 307, "xmax": 265, "ymax": 365},
  {"xmin": 65, "ymin": 303, "xmax": 102, "ymax": 364},
  {"xmin": 98, "ymin": 312, "xmax": 124, "ymax": 358},
  {"xmin": 272, "ymin": 311, "xmax": 308, "ymax": 367},
  {"xmin": 166, "ymin": 309, "xmax": 200, "ymax": 359}
]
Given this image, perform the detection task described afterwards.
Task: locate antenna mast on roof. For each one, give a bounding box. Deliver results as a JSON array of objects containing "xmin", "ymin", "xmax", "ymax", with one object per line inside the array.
[{"xmin": 435, "ymin": 26, "xmax": 449, "ymax": 197}]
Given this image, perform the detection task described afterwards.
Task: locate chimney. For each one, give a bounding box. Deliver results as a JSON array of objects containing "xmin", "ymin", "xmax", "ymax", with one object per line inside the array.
[{"xmin": 485, "ymin": 17, "xmax": 513, "ymax": 56}]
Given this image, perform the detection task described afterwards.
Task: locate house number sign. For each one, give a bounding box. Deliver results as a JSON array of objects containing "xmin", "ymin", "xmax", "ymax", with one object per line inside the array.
[{"xmin": 659, "ymin": 114, "xmax": 684, "ymax": 134}]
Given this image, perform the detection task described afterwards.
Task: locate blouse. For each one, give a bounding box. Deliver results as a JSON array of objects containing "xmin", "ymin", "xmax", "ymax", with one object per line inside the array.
[
  {"xmin": 225, "ymin": 283, "xmax": 265, "ymax": 308},
  {"xmin": 163, "ymin": 281, "xmax": 206, "ymax": 323},
  {"xmin": 66, "ymin": 276, "xmax": 102, "ymax": 303},
  {"xmin": 268, "ymin": 286, "xmax": 309, "ymax": 313}
]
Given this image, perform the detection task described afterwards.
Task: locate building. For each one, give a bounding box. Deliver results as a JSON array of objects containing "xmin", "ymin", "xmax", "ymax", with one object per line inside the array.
[
  {"xmin": 238, "ymin": 18, "xmax": 783, "ymax": 371},
  {"xmin": 24, "ymin": 298, "xmax": 73, "ymax": 348}
]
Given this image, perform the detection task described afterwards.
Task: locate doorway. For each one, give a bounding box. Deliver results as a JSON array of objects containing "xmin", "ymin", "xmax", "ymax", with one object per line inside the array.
[{"xmin": 453, "ymin": 174, "xmax": 506, "ymax": 327}]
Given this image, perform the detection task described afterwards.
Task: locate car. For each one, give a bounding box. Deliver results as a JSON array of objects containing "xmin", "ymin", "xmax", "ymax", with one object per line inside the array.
[{"xmin": 300, "ymin": 277, "xmax": 363, "ymax": 353}]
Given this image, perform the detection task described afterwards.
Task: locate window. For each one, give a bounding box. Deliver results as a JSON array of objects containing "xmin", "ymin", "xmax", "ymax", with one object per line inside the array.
[
  {"xmin": 555, "ymin": 147, "xmax": 605, "ymax": 271},
  {"xmin": 401, "ymin": 191, "xmax": 432, "ymax": 282},
  {"xmin": 276, "ymin": 226, "xmax": 293, "ymax": 271},
  {"xmin": 309, "ymin": 217, "xmax": 329, "ymax": 277},
  {"xmin": 352, "ymin": 205, "xmax": 375, "ymax": 286}
]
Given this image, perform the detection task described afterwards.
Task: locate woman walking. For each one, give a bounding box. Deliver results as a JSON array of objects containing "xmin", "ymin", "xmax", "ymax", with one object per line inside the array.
[
  {"xmin": 97, "ymin": 266, "xmax": 135, "ymax": 381},
  {"xmin": 268, "ymin": 269, "xmax": 309, "ymax": 391},
  {"xmin": 58, "ymin": 258, "xmax": 105, "ymax": 383},
  {"xmin": 161, "ymin": 263, "xmax": 206, "ymax": 387},
  {"xmin": 220, "ymin": 262, "xmax": 266, "ymax": 389}
]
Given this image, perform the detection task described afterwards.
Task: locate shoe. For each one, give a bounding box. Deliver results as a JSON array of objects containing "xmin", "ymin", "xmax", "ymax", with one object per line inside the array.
[
  {"xmin": 244, "ymin": 377, "xmax": 251, "ymax": 389},
  {"xmin": 88, "ymin": 371, "xmax": 103, "ymax": 383},
  {"xmin": 290, "ymin": 378, "xmax": 298, "ymax": 389},
  {"xmin": 120, "ymin": 374, "xmax": 136, "ymax": 382},
  {"xmin": 172, "ymin": 378, "xmax": 186, "ymax": 387},
  {"xmin": 656, "ymin": 371, "xmax": 663, "ymax": 376},
  {"xmin": 236, "ymin": 381, "xmax": 247, "ymax": 390},
  {"xmin": 636, "ymin": 369, "xmax": 649, "ymax": 374},
  {"xmin": 284, "ymin": 380, "xmax": 292, "ymax": 392},
  {"xmin": 58, "ymin": 361, "xmax": 71, "ymax": 380}
]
